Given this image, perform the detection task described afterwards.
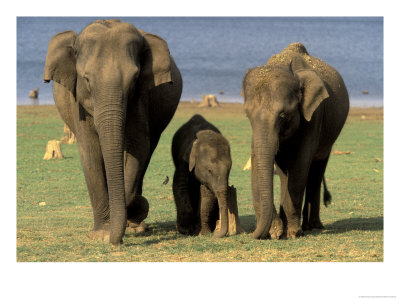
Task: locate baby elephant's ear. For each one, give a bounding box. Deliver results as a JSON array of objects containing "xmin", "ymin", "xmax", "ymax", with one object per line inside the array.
[
  {"xmin": 294, "ymin": 69, "xmax": 329, "ymax": 121},
  {"xmin": 189, "ymin": 139, "xmax": 198, "ymax": 172}
]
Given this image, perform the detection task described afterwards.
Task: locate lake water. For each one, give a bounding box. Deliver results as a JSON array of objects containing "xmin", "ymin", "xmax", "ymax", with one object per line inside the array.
[{"xmin": 17, "ymin": 17, "xmax": 383, "ymax": 107}]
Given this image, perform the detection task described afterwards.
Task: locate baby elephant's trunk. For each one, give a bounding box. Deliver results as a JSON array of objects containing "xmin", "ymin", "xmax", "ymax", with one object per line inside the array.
[{"xmin": 214, "ymin": 189, "xmax": 229, "ymax": 238}]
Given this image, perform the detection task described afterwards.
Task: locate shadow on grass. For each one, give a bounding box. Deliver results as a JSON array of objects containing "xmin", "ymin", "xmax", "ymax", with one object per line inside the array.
[
  {"xmin": 123, "ymin": 220, "xmax": 187, "ymax": 247},
  {"xmin": 235, "ymin": 215, "xmax": 383, "ymax": 237},
  {"xmin": 323, "ymin": 216, "xmax": 383, "ymax": 233},
  {"xmin": 123, "ymin": 215, "xmax": 383, "ymax": 245},
  {"xmin": 238, "ymin": 214, "xmax": 256, "ymax": 232},
  {"xmin": 124, "ymin": 216, "xmax": 258, "ymax": 246},
  {"xmin": 305, "ymin": 216, "xmax": 383, "ymax": 236}
]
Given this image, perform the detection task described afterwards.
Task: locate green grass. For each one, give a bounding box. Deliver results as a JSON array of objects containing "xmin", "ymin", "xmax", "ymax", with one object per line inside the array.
[{"xmin": 16, "ymin": 104, "xmax": 383, "ymax": 262}]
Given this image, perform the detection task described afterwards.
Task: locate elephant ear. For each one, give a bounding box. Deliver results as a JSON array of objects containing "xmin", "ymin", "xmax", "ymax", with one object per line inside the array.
[
  {"xmin": 291, "ymin": 56, "xmax": 329, "ymax": 121},
  {"xmin": 188, "ymin": 139, "xmax": 199, "ymax": 172},
  {"xmin": 43, "ymin": 30, "xmax": 77, "ymax": 95},
  {"xmin": 139, "ymin": 31, "xmax": 172, "ymax": 90},
  {"xmin": 241, "ymin": 68, "xmax": 251, "ymax": 97}
]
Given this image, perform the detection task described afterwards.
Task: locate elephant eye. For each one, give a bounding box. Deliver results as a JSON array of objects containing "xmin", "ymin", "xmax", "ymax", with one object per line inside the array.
[
  {"xmin": 83, "ymin": 76, "xmax": 91, "ymax": 90},
  {"xmin": 279, "ymin": 112, "xmax": 287, "ymax": 119}
]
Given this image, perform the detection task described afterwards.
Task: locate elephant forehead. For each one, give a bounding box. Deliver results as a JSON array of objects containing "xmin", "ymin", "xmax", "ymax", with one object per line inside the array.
[
  {"xmin": 80, "ymin": 20, "xmax": 140, "ymax": 40},
  {"xmin": 253, "ymin": 66, "xmax": 291, "ymax": 86},
  {"xmin": 199, "ymin": 141, "xmax": 229, "ymax": 159},
  {"xmin": 253, "ymin": 67, "xmax": 297, "ymax": 97},
  {"xmin": 199, "ymin": 143, "xmax": 217, "ymax": 156}
]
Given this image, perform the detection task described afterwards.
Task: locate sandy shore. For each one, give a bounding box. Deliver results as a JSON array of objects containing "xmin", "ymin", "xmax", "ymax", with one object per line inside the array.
[
  {"xmin": 176, "ymin": 101, "xmax": 383, "ymax": 120},
  {"xmin": 17, "ymin": 101, "xmax": 383, "ymax": 121}
]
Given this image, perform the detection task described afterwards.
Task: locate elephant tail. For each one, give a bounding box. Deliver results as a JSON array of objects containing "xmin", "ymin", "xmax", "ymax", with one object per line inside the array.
[{"xmin": 323, "ymin": 176, "xmax": 332, "ymax": 207}]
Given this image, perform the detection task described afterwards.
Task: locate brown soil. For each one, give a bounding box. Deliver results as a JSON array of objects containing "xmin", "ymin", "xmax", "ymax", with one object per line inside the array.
[
  {"xmin": 176, "ymin": 101, "xmax": 383, "ymax": 120},
  {"xmin": 17, "ymin": 102, "xmax": 383, "ymax": 121},
  {"xmin": 348, "ymin": 106, "xmax": 383, "ymax": 120}
]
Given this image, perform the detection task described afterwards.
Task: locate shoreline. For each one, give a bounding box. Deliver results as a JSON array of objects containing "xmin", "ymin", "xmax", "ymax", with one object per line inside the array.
[
  {"xmin": 18, "ymin": 99, "xmax": 384, "ymax": 108},
  {"xmin": 17, "ymin": 101, "xmax": 383, "ymax": 120},
  {"xmin": 17, "ymin": 99, "xmax": 384, "ymax": 109}
]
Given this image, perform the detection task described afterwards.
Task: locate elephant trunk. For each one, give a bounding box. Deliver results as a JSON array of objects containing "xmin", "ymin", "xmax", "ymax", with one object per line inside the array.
[
  {"xmin": 94, "ymin": 83, "xmax": 127, "ymax": 245},
  {"xmin": 214, "ymin": 189, "xmax": 229, "ymax": 238},
  {"xmin": 252, "ymin": 129, "xmax": 278, "ymax": 239}
]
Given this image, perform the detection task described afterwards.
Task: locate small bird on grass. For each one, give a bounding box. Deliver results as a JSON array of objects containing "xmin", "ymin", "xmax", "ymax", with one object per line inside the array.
[{"xmin": 162, "ymin": 176, "xmax": 169, "ymax": 185}]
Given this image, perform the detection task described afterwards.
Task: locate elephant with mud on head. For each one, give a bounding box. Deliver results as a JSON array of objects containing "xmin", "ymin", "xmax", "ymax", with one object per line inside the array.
[
  {"xmin": 241, "ymin": 42, "xmax": 349, "ymax": 239},
  {"xmin": 43, "ymin": 19, "xmax": 182, "ymax": 244},
  {"xmin": 171, "ymin": 114, "xmax": 244, "ymax": 237}
]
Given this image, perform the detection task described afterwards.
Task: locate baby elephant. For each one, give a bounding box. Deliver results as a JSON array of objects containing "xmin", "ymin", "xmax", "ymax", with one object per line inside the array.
[{"xmin": 171, "ymin": 114, "xmax": 244, "ymax": 237}]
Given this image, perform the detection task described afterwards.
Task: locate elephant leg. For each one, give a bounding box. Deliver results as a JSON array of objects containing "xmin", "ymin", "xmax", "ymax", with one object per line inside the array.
[
  {"xmin": 124, "ymin": 137, "xmax": 151, "ymax": 226},
  {"xmin": 124, "ymin": 130, "xmax": 165, "ymax": 234},
  {"xmin": 278, "ymin": 166, "xmax": 288, "ymax": 230},
  {"xmin": 76, "ymin": 128, "xmax": 110, "ymax": 241},
  {"xmin": 122, "ymin": 99, "xmax": 154, "ymax": 229},
  {"xmin": 280, "ymin": 166, "xmax": 308, "ymax": 239},
  {"xmin": 302, "ymin": 156, "xmax": 330, "ymax": 231},
  {"xmin": 132, "ymin": 129, "xmax": 163, "ymax": 197},
  {"xmin": 173, "ymin": 167, "xmax": 196, "ymax": 235},
  {"xmin": 199, "ymin": 184, "xmax": 216, "ymax": 235}
]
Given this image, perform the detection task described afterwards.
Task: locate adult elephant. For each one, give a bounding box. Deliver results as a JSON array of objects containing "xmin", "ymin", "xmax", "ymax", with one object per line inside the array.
[
  {"xmin": 43, "ymin": 19, "xmax": 182, "ymax": 245},
  {"xmin": 241, "ymin": 42, "xmax": 349, "ymax": 239}
]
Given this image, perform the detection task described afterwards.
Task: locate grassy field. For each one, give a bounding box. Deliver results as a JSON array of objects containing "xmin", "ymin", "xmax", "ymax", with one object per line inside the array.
[{"xmin": 16, "ymin": 103, "xmax": 383, "ymax": 262}]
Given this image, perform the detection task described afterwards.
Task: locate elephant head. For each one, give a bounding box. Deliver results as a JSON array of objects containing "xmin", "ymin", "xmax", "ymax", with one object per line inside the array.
[
  {"xmin": 242, "ymin": 54, "xmax": 329, "ymax": 239},
  {"xmin": 43, "ymin": 19, "xmax": 173, "ymax": 244},
  {"xmin": 188, "ymin": 130, "xmax": 232, "ymax": 238}
]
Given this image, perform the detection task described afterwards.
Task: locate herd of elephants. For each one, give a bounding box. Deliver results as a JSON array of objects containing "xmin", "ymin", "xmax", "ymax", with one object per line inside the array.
[{"xmin": 43, "ymin": 19, "xmax": 349, "ymax": 245}]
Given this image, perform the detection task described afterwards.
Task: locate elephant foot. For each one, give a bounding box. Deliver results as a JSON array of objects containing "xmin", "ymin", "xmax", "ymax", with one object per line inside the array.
[
  {"xmin": 269, "ymin": 217, "xmax": 284, "ymax": 240},
  {"xmin": 199, "ymin": 226, "xmax": 212, "ymax": 236},
  {"xmin": 127, "ymin": 195, "xmax": 149, "ymax": 224},
  {"xmin": 126, "ymin": 220, "xmax": 149, "ymax": 233},
  {"xmin": 89, "ymin": 224, "xmax": 110, "ymax": 243},
  {"xmin": 302, "ymin": 220, "xmax": 325, "ymax": 231},
  {"xmin": 287, "ymin": 226, "xmax": 304, "ymax": 239},
  {"xmin": 302, "ymin": 222, "xmax": 310, "ymax": 231},
  {"xmin": 309, "ymin": 220, "xmax": 325, "ymax": 230},
  {"xmin": 177, "ymin": 222, "xmax": 196, "ymax": 235},
  {"xmin": 176, "ymin": 212, "xmax": 197, "ymax": 235}
]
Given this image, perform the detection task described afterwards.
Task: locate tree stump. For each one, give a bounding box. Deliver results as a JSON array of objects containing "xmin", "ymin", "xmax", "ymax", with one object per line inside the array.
[
  {"xmin": 43, "ymin": 140, "xmax": 64, "ymax": 160},
  {"xmin": 215, "ymin": 185, "xmax": 246, "ymax": 235},
  {"xmin": 60, "ymin": 124, "xmax": 77, "ymax": 144},
  {"xmin": 199, "ymin": 94, "xmax": 220, "ymax": 107},
  {"xmin": 29, "ymin": 87, "xmax": 39, "ymax": 99}
]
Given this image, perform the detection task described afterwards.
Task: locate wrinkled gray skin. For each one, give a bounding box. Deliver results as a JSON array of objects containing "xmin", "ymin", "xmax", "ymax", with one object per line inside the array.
[
  {"xmin": 43, "ymin": 20, "xmax": 182, "ymax": 244},
  {"xmin": 171, "ymin": 115, "xmax": 232, "ymax": 238},
  {"xmin": 242, "ymin": 43, "xmax": 349, "ymax": 239}
]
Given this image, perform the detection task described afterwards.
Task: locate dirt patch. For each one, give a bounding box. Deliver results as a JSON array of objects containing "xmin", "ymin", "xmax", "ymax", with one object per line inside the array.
[
  {"xmin": 348, "ymin": 107, "xmax": 383, "ymax": 120},
  {"xmin": 177, "ymin": 101, "xmax": 382, "ymax": 119},
  {"xmin": 17, "ymin": 103, "xmax": 383, "ymax": 120}
]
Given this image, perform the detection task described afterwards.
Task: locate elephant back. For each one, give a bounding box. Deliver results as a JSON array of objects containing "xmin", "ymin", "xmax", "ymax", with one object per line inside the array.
[{"xmin": 266, "ymin": 42, "xmax": 346, "ymax": 96}]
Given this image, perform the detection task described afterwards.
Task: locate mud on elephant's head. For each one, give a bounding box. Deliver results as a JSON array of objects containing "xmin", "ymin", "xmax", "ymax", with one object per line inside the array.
[
  {"xmin": 189, "ymin": 130, "xmax": 232, "ymax": 192},
  {"xmin": 242, "ymin": 53, "xmax": 329, "ymax": 144},
  {"xmin": 241, "ymin": 42, "xmax": 339, "ymax": 239}
]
